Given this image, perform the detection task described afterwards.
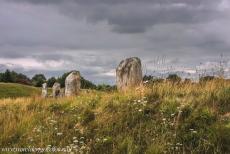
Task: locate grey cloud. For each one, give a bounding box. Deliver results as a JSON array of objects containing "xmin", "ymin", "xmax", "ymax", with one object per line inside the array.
[
  {"xmin": 0, "ymin": 0, "xmax": 230, "ymax": 84},
  {"xmin": 61, "ymin": 0, "xmax": 220, "ymax": 33},
  {"xmin": 8, "ymin": 0, "xmax": 217, "ymax": 5},
  {"xmin": 7, "ymin": 0, "xmax": 220, "ymax": 33},
  {"xmin": 33, "ymin": 53, "xmax": 74, "ymax": 62}
]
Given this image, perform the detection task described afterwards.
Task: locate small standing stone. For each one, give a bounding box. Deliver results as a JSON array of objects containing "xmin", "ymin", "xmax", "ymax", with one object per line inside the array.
[
  {"xmin": 52, "ymin": 82, "xmax": 61, "ymax": 98},
  {"xmin": 65, "ymin": 71, "xmax": 81, "ymax": 97},
  {"xmin": 41, "ymin": 83, "xmax": 48, "ymax": 98},
  {"xmin": 116, "ymin": 57, "xmax": 142, "ymax": 91}
]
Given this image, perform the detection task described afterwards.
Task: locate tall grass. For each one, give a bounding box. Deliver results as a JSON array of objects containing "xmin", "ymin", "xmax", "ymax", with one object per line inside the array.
[{"xmin": 0, "ymin": 80, "xmax": 230, "ymax": 153}]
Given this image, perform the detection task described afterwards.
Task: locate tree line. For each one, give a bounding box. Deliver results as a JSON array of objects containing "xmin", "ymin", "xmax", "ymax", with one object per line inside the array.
[
  {"xmin": 1, "ymin": 69, "xmax": 222, "ymax": 91},
  {"xmin": 0, "ymin": 69, "xmax": 115, "ymax": 90},
  {"xmin": 143, "ymin": 74, "xmax": 226, "ymax": 83}
]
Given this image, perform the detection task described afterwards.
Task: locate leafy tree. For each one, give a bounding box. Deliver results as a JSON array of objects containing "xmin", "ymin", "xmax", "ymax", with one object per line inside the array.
[
  {"xmin": 81, "ymin": 76, "xmax": 97, "ymax": 89},
  {"xmin": 166, "ymin": 74, "xmax": 181, "ymax": 83},
  {"xmin": 32, "ymin": 74, "xmax": 46, "ymax": 87},
  {"xmin": 199, "ymin": 76, "xmax": 215, "ymax": 82},
  {"xmin": 0, "ymin": 70, "xmax": 32, "ymax": 85},
  {"xmin": 96, "ymin": 84, "xmax": 116, "ymax": 91},
  {"xmin": 3, "ymin": 69, "xmax": 13, "ymax": 82},
  {"xmin": 184, "ymin": 78, "xmax": 192, "ymax": 84},
  {"xmin": 0, "ymin": 73, "xmax": 4, "ymax": 82},
  {"xmin": 57, "ymin": 72, "xmax": 71, "ymax": 88},
  {"xmin": 143, "ymin": 75, "xmax": 154, "ymax": 81},
  {"xmin": 4, "ymin": 69, "xmax": 12, "ymax": 82},
  {"xmin": 15, "ymin": 73, "xmax": 32, "ymax": 85},
  {"xmin": 143, "ymin": 75, "xmax": 164, "ymax": 84},
  {"xmin": 47, "ymin": 77, "xmax": 57, "ymax": 87}
]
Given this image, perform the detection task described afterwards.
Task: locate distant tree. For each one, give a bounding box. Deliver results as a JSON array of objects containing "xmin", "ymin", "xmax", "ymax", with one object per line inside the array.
[
  {"xmin": 0, "ymin": 73, "xmax": 4, "ymax": 82},
  {"xmin": 199, "ymin": 76, "xmax": 215, "ymax": 82},
  {"xmin": 32, "ymin": 74, "xmax": 46, "ymax": 87},
  {"xmin": 0, "ymin": 70, "xmax": 32, "ymax": 85},
  {"xmin": 96, "ymin": 84, "xmax": 116, "ymax": 91},
  {"xmin": 81, "ymin": 76, "xmax": 97, "ymax": 89},
  {"xmin": 47, "ymin": 77, "xmax": 57, "ymax": 87},
  {"xmin": 166, "ymin": 74, "xmax": 181, "ymax": 83},
  {"xmin": 15, "ymin": 73, "xmax": 32, "ymax": 85},
  {"xmin": 143, "ymin": 75, "xmax": 164, "ymax": 84},
  {"xmin": 143, "ymin": 75, "xmax": 154, "ymax": 81},
  {"xmin": 57, "ymin": 72, "xmax": 71, "ymax": 88},
  {"xmin": 184, "ymin": 78, "xmax": 192, "ymax": 84},
  {"xmin": 3, "ymin": 69, "xmax": 13, "ymax": 82},
  {"xmin": 9, "ymin": 71, "xmax": 18, "ymax": 82}
]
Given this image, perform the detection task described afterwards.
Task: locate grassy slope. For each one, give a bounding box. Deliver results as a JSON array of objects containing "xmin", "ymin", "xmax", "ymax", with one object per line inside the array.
[
  {"xmin": 0, "ymin": 83, "xmax": 40, "ymax": 98},
  {"xmin": 0, "ymin": 80, "xmax": 230, "ymax": 153}
]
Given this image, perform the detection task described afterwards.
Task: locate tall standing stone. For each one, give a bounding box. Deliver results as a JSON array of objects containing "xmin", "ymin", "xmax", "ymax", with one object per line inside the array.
[
  {"xmin": 65, "ymin": 71, "xmax": 81, "ymax": 97},
  {"xmin": 116, "ymin": 57, "xmax": 142, "ymax": 91},
  {"xmin": 52, "ymin": 82, "xmax": 61, "ymax": 98},
  {"xmin": 41, "ymin": 83, "xmax": 48, "ymax": 98}
]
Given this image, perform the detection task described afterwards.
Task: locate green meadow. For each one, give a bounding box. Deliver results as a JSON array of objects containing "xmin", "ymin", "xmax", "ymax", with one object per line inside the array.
[{"xmin": 0, "ymin": 80, "xmax": 230, "ymax": 153}]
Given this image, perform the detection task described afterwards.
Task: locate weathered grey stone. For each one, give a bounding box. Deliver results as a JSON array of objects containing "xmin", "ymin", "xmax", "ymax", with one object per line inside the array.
[
  {"xmin": 41, "ymin": 83, "xmax": 48, "ymax": 98},
  {"xmin": 65, "ymin": 71, "xmax": 81, "ymax": 96},
  {"xmin": 116, "ymin": 57, "xmax": 142, "ymax": 91},
  {"xmin": 52, "ymin": 82, "xmax": 61, "ymax": 98}
]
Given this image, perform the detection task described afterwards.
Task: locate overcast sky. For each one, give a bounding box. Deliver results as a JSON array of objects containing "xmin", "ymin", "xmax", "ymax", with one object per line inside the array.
[{"xmin": 0, "ymin": 0, "xmax": 230, "ymax": 84}]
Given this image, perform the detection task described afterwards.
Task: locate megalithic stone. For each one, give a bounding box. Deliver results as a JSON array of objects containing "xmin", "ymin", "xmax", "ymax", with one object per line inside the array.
[
  {"xmin": 116, "ymin": 57, "xmax": 142, "ymax": 91},
  {"xmin": 41, "ymin": 83, "xmax": 48, "ymax": 98},
  {"xmin": 65, "ymin": 71, "xmax": 81, "ymax": 97},
  {"xmin": 52, "ymin": 82, "xmax": 61, "ymax": 98}
]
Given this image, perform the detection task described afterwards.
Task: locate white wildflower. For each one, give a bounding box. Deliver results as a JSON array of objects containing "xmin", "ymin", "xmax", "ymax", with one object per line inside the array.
[
  {"xmin": 57, "ymin": 132, "xmax": 63, "ymax": 136},
  {"xmin": 50, "ymin": 120, "xmax": 57, "ymax": 123},
  {"xmin": 192, "ymin": 131, "xmax": 197, "ymax": 134},
  {"xmin": 103, "ymin": 138, "xmax": 108, "ymax": 142}
]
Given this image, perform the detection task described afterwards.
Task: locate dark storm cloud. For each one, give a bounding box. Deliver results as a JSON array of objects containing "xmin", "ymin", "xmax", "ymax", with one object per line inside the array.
[
  {"xmin": 8, "ymin": 0, "xmax": 217, "ymax": 5},
  {"xmin": 64, "ymin": 0, "xmax": 220, "ymax": 33},
  {"xmin": 8, "ymin": 0, "xmax": 220, "ymax": 33}
]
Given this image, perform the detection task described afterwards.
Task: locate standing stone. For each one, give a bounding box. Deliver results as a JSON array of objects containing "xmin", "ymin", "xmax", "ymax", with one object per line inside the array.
[
  {"xmin": 65, "ymin": 71, "xmax": 81, "ymax": 97},
  {"xmin": 116, "ymin": 57, "xmax": 142, "ymax": 91},
  {"xmin": 41, "ymin": 83, "xmax": 48, "ymax": 98},
  {"xmin": 52, "ymin": 82, "xmax": 61, "ymax": 98}
]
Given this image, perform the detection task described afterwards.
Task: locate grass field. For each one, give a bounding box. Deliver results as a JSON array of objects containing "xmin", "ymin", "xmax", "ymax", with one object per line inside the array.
[
  {"xmin": 0, "ymin": 83, "xmax": 40, "ymax": 99},
  {"xmin": 0, "ymin": 80, "xmax": 230, "ymax": 153}
]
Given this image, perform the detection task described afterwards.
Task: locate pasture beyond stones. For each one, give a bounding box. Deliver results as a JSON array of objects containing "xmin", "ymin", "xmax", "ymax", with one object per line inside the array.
[
  {"xmin": 0, "ymin": 83, "xmax": 40, "ymax": 99},
  {"xmin": 0, "ymin": 79, "xmax": 230, "ymax": 153}
]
